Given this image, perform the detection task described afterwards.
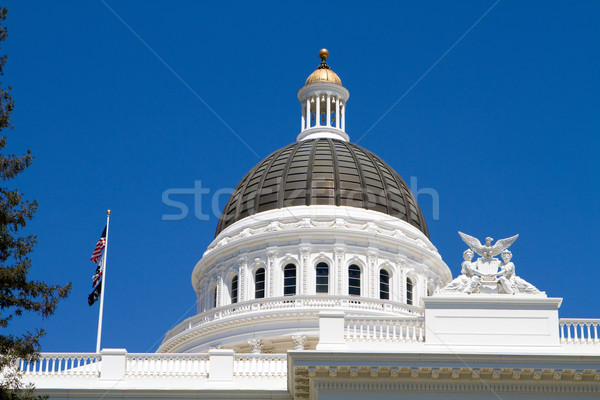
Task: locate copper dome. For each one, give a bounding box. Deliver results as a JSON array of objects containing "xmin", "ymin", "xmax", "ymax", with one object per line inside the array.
[{"xmin": 216, "ymin": 138, "xmax": 429, "ymax": 237}]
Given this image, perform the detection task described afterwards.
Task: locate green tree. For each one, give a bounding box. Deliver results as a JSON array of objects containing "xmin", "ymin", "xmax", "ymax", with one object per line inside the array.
[{"xmin": 0, "ymin": 8, "xmax": 71, "ymax": 399}]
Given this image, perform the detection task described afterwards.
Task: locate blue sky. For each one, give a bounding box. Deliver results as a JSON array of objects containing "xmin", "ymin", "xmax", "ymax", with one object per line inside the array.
[{"xmin": 5, "ymin": 1, "xmax": 599, "ymax": 353}]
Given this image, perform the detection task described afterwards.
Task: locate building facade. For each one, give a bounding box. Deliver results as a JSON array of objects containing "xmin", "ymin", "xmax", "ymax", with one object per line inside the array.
[{"xmin": 20, "ymin": 50, "xmax": 600, "ymax": 400}]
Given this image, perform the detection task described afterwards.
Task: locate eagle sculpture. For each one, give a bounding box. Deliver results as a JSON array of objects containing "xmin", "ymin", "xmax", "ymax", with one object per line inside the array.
[{"xmin": 458, "ymin": 232, "xmax": 519, "ymax": 259}]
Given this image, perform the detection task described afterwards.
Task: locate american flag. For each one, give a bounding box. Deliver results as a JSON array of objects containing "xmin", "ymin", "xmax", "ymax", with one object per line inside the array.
[{"xmin": 90, "ymin": 226, "xmax": 107, "ymax": 263}]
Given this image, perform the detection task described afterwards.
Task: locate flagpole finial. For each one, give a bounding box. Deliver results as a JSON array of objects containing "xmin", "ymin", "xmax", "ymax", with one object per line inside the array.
[{"xmin": 107, "ymin": 209, "xmax": 111, "ymax": 215}]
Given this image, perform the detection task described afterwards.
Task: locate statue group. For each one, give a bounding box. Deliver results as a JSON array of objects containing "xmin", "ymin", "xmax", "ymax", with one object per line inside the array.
[{"xmin": 438, "ymin": 232, "xmax": 542, "ymax": 295}]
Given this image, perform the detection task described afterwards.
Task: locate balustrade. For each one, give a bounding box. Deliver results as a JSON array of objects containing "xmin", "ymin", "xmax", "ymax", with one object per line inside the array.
[
  {"xmin": 559, "ymin": 319, "xmax": 600, "ymax": 344},
  {"xmin": 126, "ymin": 353, "xmax": 208, "ymax": 377},
  {"xmin": 163, "ymin": 295, "xmax": 422, "ymax": 342},
  {"xmin": 233, "ymin": 354, "xmax": 287, "ymax": 378},
  {"xmin": 19, "ymin": 353, "xmax": 99, "ymax": 377},
  {"xmin": 345, "ymin": 317, "xmax": 424, "ymax": 343}
]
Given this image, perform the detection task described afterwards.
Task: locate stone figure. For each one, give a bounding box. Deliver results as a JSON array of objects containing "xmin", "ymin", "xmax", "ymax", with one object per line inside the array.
[
  {"xmin": 498, "ymin": 250, "xmax": 542, "ymax": 295},
  {"xmin": 438, "ymin": 232, "xmax": 544, "ymax": 295},
  {"xmin": 437, "ymin": 249, "xmax": 481, "ymax": 293}
]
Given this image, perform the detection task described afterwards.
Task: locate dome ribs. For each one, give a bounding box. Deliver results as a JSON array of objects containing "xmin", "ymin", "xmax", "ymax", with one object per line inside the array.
[
  {"xmin": 253, "ymin": 146, "xmax": 289, "ymax": 214},
  {"xmin": 214, "ymin": 139, "xmax": 429, "ymax": 238},
  {"xmin": 386, "ymin": 163, "xmax": 428, "ymax": 236},
  {"xmin": 360, "ymin": 147, "xmax": 394, "ymax": 217},
  {"xmin": 339, "ymin": 140, "xmax": 370, "ymax": 210},
  {"xmin": 327, "ymin": 139, "xmax": 342, "ymax": 207},
  {"xmin": 277, "ymin": 139, "xmax": 305, "ymax": 210},
  {"xmin": 232, "ymin": 152, "xmax": 273, "ymax": 226},
  {"xmin": 304, "ymin": 139, "xmax": 319, "ymax": 206}
]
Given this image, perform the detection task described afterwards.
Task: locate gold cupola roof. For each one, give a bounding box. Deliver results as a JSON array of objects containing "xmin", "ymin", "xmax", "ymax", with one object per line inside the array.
[{"xmin": 304, "ymin": 49, "xmax": 342, "ymax": 86}]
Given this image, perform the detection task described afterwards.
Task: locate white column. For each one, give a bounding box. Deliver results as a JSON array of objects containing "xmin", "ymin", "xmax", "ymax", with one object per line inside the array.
[
  {"xmin": 315, "ymin": 94, "xmax": 321, "ymax": 126},
  {"xmin": 216, "ymin": 275, "xmax": 223, "ymax": 307},
  {"xmin": 300, "ymin": 247, "xmax": 311, "ymax": 295},
  {"xmin": 341, "ymin": 103, "xmax": 345, "ymax": 131},
  {"xmin": 239, "ymin": 257, "xmax": 248, "ymax": 302},
  {"xmin": 267, "ymin": 248, "xmax": 277, "ymax": 297},
  {"xmin": 334, "ymin": 247, "xmax": 345, "ymax": 295},
  {"xmin": 306, "ymin": 99, "xmax": 310, "ymax": 129},
  {"xmin": 335, "ymin": 97, "xmax": 340, "ymax": 129},
  {"xmin": 326, "ymin": 94, "xmax": 331, "ymax": 127},
  {"xmin": 301, "ymin": 105, "xmax": 305, "ymax": 132},
  {"xmin": 368, "ymin": 250, "xmax": 378, "ymax": 298}
]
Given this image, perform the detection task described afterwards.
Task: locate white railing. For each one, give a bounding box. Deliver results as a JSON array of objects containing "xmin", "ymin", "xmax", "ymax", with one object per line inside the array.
[
  {"xmin": 164, "ymin": 295, "xmax": 422, "ymax": 342},
  {"xmin": 19, "ymin": 353, "xmax": 100, "ymax": 377},
  {"xmin": 20, "ymin": 352, "xmax": 285, "ymax": 380},
  {"xmin": 560, "ymin": 319, "xmax": 600, "ymax": 344},
  {"xmin": 345, "ymin": 316, "xmax": 425, "ymax": 342},
  {"xmin": 233, "ymin": 354, "xmax": 287, "ymax": 378},
  {"xmin": 126, "ymin": 353, "xmax": 209, "ymax": 377}
]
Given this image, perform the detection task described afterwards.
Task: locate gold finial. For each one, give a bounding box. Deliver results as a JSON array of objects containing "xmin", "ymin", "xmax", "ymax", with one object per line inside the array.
[
  {"xmin": 319, "ymin": 48, "xmax": 329, "ymax": 61},
  {"xmin": 107, "ymin": 209, "xmax": 111, "ymax": 215}
]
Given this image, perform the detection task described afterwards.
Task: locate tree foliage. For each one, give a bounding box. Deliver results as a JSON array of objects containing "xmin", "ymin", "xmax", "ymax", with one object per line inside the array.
[{"xmin": 0, "ymin": 8, "xmax": 71, "ymax": 399}]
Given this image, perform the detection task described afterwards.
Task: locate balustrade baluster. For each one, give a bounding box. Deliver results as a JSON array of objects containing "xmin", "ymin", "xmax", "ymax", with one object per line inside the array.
[
  {"xmin": 385, "ymin": 321, "xmax": 390, "ymax": 341},
  {"xmin": 586, "ymin": 323, "xmax": 591, "ymax": 344}
]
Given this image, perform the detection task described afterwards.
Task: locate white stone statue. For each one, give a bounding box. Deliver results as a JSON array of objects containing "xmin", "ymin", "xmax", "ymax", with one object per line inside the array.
[
  {"xmin": 497, "ymin": 250, "xmax": 542, "ymax": 295},
  {"xmin": 438, "ymin": 232, "xmax": 544, "ymax": 295},
  {"xmin": 437, "ymin": 249, "xmax": 481, "ymax": 293}
]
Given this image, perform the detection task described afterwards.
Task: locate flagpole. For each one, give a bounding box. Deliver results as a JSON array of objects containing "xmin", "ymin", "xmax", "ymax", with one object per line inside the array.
[{"xmin": 95, "ymin": 209, "xmax": 111, "ymax": 354}]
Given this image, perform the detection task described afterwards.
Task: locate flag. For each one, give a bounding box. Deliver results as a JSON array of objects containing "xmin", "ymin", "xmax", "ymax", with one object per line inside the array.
[
  {"xmin": 92, "ymin": 261, "xmax": 102, "ymax": 288},
  {"xmin": 90, "ymin": 226, "xmax": 107, "ymax": 263},
  {"xmin": 88, "ymin": 283, "xmax": 101, "ymax": 306}
]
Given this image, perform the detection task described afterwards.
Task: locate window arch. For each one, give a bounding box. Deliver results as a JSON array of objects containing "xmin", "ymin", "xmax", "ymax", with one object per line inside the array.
[
  {"xmin": 348, "ymin": 264, "xmax": 361, "ymax": 296},
  {"xmin": 255, "ymin": 268, "xmax": 265, "ymax": 299},
  {"xmin": 316, "ymin": 262, "xmax": 329, "ymax": 294},
  {"xmin": 231, "ymin": 275, "xmax": 238, "ymax": 304},
  {"xmin": 284, "ymin": 264, "xmax": 296, "ymax": 296},
  {"xmin": 380, "ymin": 269, "xmax": 390, "ymax": 300},
  {"xmin": 406, "ymin": 277, "xmax": 414, "ymax": 305}
]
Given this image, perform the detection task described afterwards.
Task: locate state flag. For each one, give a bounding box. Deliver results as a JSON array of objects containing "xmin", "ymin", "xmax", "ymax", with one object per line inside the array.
[{"xmin": 92, "ymin": 261, "xmax": 102, "ymax": 288}]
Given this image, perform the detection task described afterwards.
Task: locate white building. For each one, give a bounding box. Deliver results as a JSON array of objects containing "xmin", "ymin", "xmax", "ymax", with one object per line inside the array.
[{"xmin": 20, "ymin": 49, "xmax": 600, "ymax": 400}]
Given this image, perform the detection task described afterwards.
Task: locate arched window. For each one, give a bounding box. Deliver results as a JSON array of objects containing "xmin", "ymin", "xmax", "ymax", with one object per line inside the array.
[
  {"xmin": 348, "ymin": 265, "xmax": 361, "ymax": 296},
  {"xmin": 255, "ymin": 268, "xmax": 265, "ymax": 299},
  {"xmin": 380, "ymin": 269, "xmax": 390, "ymax": 300},
  {"xmin": 406, "ymin": 278, "xmax": 413, "ymax": 305},
  {"xmin": 231, "ymin": 275, "xmax": 238, "ymax": 304},
  {"xmin": 316, "ymin": 262, "xmax": 329, "ymax": 294},
  {"xmin": 284, "ymin": 264, "xmax": 296, "ymax": 296}
]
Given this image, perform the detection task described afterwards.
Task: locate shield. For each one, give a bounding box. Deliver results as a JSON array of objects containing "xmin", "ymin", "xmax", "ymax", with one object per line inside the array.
[{"xmin": 476, "ymin": 258, "xmax": 501, "ymax": 278}]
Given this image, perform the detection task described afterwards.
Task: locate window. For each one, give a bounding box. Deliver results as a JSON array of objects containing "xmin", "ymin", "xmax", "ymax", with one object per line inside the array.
[
  {"xmin": 231, "ymin": 275, "xmax": 238, "ymax": 304},
  {"xmin": 380, "ymin": 269, "xmax": 390, "ymax": 300},
  {"xmin": 406, "ymin": 278, "xmax": 413, "ymax": 305},
  {"xmin": 212, "ymin": 286, "xmax": 218, "ymax": 308},
  {"xmin": 284, "ymin": 264, "xmax": 296, "ymax": 296},
  {"xmin": 255, "ymin": 268, "xmax": 265, "ymax": 299},
  {"xmin": 348, "ymin": 265, "xmax": 361, "ymax": 296},
  {"xmin": 316, "ymin": 262, "xmax": 329, "ymax": 293}
]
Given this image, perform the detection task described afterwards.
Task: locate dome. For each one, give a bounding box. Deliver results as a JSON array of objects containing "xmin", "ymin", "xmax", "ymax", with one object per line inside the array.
[
  {"xmin": 305, "ymin": 68, "xmax": 342, "ymax": 86},
  {"xmin": 304, "ymin": 48, "xmax": 342, "ymax": 86},
  {"xmin": 216, "ymin": 138, "xmax": 429, "ymax": 237}
]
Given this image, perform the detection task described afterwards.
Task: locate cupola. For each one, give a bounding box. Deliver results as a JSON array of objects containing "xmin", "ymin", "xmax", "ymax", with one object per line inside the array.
[{"xmin": 297, "ymin": 49, "xmax": 349, "ymax": 142}]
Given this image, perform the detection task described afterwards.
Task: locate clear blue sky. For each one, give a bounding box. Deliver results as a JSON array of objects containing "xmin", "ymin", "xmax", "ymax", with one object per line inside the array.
[{"xmin": 5, "ymin": 1, "xmax": 599, "ymax": 353}]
